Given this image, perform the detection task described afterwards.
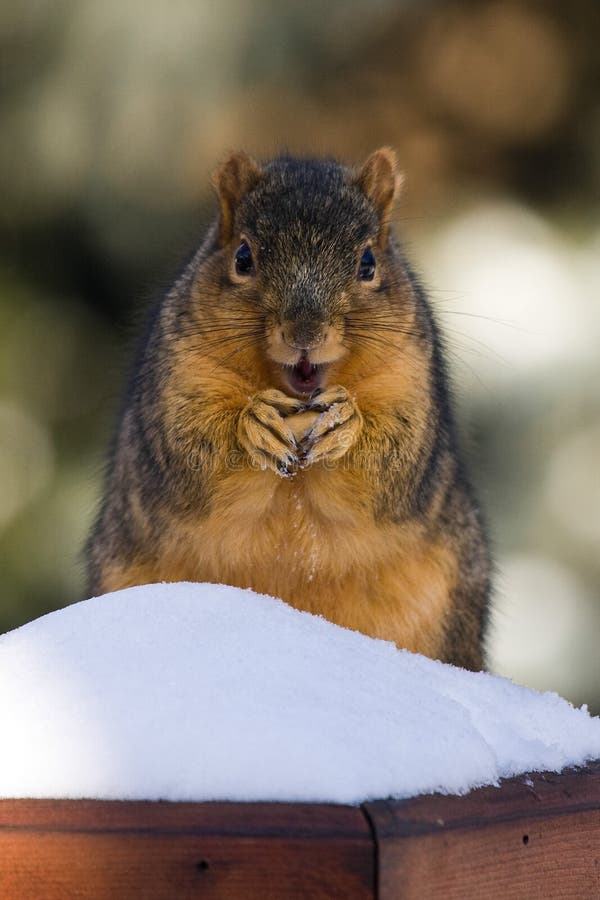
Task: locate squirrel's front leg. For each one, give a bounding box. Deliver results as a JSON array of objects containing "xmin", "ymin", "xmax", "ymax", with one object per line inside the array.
[
  {"xmin": 299, "ymin": 385, "xmax": 363, "ymax": 466},
  {"xmin": 238, "ymin": 389, "xmax": 304, "ymax": 477}
]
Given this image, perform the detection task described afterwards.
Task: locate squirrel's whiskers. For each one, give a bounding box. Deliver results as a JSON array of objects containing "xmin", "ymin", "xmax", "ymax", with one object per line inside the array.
[{"xmin": 86, "ymin": 148, "xmax": 491, "ymax": 671}]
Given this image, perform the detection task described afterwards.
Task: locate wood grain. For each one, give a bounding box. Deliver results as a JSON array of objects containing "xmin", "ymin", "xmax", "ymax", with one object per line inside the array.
[
  {"xmin": 2, "ymin": 764, "xmax": 600, "ymax": 898},
  {"xmin": 364, "ymin": 762, "xmax": 600, "ymax": 899},
  {"xmin": 0, "ymin": 801, "xmax": 374, "ymax": 899}
]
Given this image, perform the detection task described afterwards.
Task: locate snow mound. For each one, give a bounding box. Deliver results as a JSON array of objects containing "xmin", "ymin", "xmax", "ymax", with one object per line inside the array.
[{"xmin": 1, "ymin": 582, "xmax": 599, "ymax": 804}]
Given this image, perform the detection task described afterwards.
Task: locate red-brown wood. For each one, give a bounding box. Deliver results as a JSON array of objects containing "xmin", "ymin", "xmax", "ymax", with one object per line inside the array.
[
  {"xmin": 0, "ymin": 800, "xmax": 375, "ymax": 899},
  {"xmin": 364, "ymin": 762, "xmax": 600, "ymax": 899},
  {"xmin": 2, "ymin": 764, "xmax": 600, "ymax": 899}
]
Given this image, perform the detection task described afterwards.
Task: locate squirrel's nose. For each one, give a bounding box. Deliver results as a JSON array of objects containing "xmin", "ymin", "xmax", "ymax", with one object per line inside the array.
[{"xmin": 280, "ymin": 320, "xmax": 324, "ymax": 352}]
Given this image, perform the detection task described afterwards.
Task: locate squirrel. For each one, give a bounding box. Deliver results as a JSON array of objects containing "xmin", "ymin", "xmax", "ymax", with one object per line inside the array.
[{"xmin": 85, "ymin": 148, "xmax": 491, "ymax": 671}]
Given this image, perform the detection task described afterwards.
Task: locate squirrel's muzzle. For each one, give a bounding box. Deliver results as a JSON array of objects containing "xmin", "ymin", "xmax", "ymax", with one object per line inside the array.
[{"xmin": 280, "ymin": 319, "xmax": 325, "ymax": 353}]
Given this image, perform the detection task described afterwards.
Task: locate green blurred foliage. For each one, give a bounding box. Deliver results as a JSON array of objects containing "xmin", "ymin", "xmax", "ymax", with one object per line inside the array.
[{"xmin": 1, "ymin": 0, "xmax": 599, "ymax": 707}]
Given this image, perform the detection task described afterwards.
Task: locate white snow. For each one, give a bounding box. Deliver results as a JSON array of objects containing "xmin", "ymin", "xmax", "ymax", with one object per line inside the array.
[{"xmin": 1, "ymin": 581, "xmax": 599, "ymax": 804}]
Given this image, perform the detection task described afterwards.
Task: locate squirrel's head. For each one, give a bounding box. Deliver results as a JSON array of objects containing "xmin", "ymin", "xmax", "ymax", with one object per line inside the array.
[{"xmin": 208, "ymin": 148, "xmax": 405, "ymax": 397}]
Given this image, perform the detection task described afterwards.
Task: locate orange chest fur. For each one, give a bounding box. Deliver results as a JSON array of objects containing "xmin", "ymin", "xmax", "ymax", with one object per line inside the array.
[{"xmin": 161, "ymin": 464, "xmax": 456, "ymax": 656}]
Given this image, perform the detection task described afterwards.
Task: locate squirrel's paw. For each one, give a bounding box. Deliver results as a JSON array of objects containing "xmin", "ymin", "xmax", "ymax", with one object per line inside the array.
[
  {"xmin": 301, "ymin": 386, "xmax": 362, "ymax": 466},
  {"xmin": 238, "ymin": 390, "xmax": 302, "ymax": 477},
  {"xmin": 285, "ymin": 409, "xmax": 322, "ymax": 444}
]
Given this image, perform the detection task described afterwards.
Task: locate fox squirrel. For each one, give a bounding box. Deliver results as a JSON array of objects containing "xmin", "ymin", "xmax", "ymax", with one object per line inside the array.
[{"xmin": 86, "ymin": 148, "xmax": 491, "ymax": 671}]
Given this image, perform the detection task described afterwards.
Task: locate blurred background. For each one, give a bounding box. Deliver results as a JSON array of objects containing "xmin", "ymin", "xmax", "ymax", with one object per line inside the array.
[{"xmin": 1, "ymin": 0, "xmax": 599, "ymax": 710}]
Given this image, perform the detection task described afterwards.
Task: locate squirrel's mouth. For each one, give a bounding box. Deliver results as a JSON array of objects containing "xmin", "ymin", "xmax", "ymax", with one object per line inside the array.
[{"xmin": 285, "ymin": 356, "xmax": 326, "ymax": 396}]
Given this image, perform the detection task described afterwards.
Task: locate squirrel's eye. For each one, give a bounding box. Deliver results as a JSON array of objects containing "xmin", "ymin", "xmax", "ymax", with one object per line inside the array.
[
  {"xmin": 235, "ymin": 240, "xmax": 254, "ymax": 276},
  {"xmin": 358, "ymin": 247, "xmax": 376, "ymax": 281}
]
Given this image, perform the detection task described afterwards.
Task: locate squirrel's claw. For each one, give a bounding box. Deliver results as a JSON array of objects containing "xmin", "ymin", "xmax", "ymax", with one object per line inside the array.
[
  {"xmin": 302, "ymin": 388, "xmax": 363, "ymax": 466},
  {"xmin": 238, "ymin": 390, "xmax": 301, "ymax": 477},
  {"xmin": 276, "ymin": 456, "xmax": 298, "ymax": 478},
  {"xmin": 307, "ymin": 384, "xmax": 348, "ymax": 412}
]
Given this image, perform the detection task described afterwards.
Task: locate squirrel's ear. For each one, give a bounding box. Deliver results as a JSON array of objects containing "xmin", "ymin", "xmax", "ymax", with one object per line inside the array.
[
  {"xmin": 353, "ymin": 147, "xmax": 403, "ymax": 246},
  {"xmin": 212, "ymin": 151, "xmax": 263, "ymax": 246}
]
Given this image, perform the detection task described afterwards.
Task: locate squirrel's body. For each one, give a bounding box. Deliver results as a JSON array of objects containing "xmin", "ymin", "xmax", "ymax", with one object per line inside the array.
[{"xmin": 86, "ymin": 149, "xmax": 491, "ymax": 670}]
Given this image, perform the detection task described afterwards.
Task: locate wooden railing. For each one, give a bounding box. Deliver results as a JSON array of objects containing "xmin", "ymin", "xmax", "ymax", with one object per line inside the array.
[{"xmin": 1, "ymin": 762, "xmax": 599, "ymax": 898}]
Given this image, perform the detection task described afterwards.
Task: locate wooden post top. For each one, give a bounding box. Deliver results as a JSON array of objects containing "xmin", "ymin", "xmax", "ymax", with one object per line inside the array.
[{"xmin": 1, "ymin": 763, "xmax": 599, "ymax": 898}]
